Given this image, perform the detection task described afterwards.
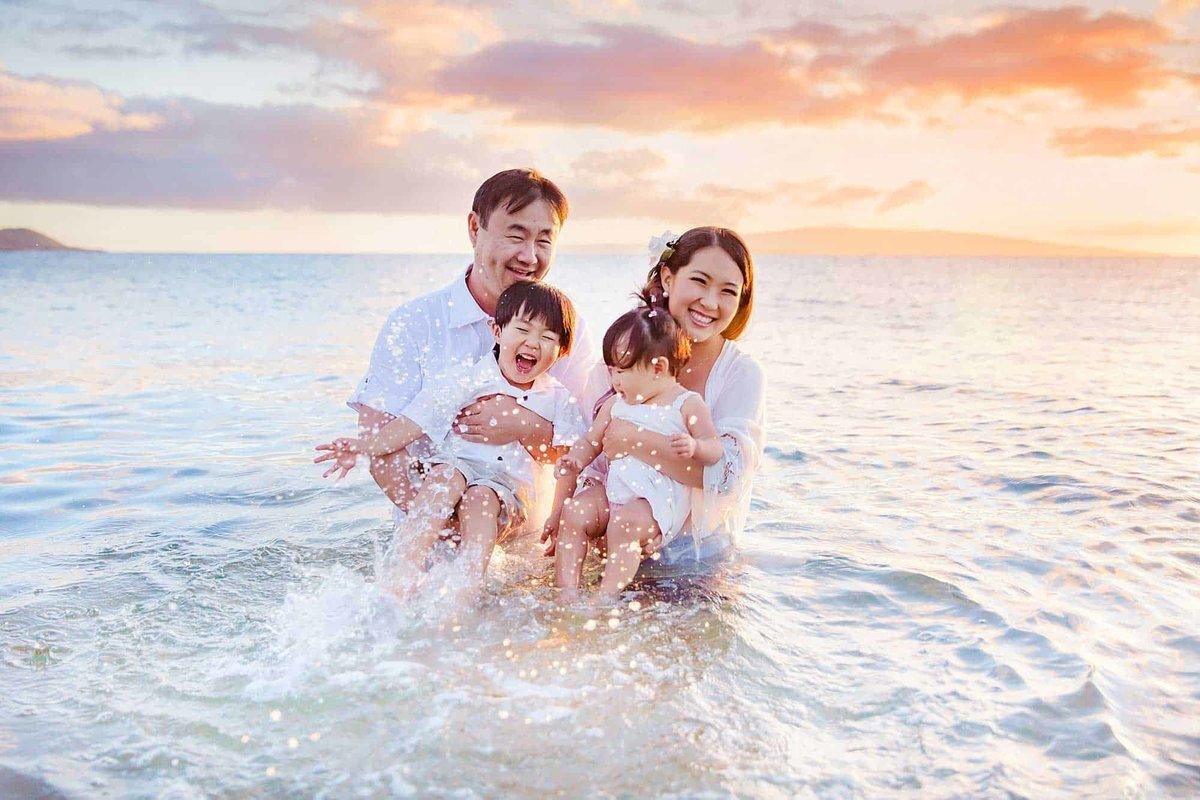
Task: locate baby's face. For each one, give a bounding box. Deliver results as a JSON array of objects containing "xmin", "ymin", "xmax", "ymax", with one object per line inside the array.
[
  {"xmin": 608, "ymin": 360, "xmax": 660, "ymax": 404},
  {"xmin": 495, "ymin": 313, "xmax": 562, "ymax": 387}
]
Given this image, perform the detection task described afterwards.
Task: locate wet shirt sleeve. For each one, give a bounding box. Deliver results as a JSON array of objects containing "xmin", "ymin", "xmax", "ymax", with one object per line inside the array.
[{"xmin": 346, "ymin": 307, "xmax": 427, "ymax": 417}]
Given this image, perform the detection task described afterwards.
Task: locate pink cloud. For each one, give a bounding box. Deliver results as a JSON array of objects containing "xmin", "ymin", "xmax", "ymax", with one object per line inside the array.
[
  {"xmin": 425, "ymin": 8, "xmax": 1193, "ymax": 132},
  {"xmin": 435, "ymin": 24, "xmax": 873, "ymax": 132}
]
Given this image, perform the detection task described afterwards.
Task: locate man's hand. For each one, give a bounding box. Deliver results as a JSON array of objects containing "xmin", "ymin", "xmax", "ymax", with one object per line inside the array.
[
  {"xmin": 456, "ymin": 393, "xmax": 523, "ymax": 444},
  {"xmin": 669, "ymin": 433, "xmax": 697, "ymax": 459},
  {"xmin": 314, "ymin": 438, "xmax": 362, "ymax": 479}
]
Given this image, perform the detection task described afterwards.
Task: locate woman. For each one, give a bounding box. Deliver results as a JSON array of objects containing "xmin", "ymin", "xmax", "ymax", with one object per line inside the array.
[{"xmin": 555, "ymin": 226, "xmax": 765, "ymax": 582}]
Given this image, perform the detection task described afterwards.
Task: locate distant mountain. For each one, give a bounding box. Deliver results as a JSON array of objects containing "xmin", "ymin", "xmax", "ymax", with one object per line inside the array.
[
  {"xmin": 563, "ymin": 226, "xmax": 1160, "ymax": 258},
  {"xmin": 744, "ymin": 227, "xmax": 1154, "ymax": 258},
  {"xmin": 0, "ymin": 228, "xmax": 89, "ymax": 251}
]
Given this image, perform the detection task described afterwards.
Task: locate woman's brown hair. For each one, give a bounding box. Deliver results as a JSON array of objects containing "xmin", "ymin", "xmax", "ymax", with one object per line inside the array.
[{"xmin": 641, "ymin": 226, "xmax": 755, "ymax": 340}]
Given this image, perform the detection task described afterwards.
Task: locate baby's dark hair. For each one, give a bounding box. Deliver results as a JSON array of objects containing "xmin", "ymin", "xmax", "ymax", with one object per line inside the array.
[
  {"xmin": 494, "ymin": 281, "xmax": 576, "ymax": 353},
  {"xmin": 602, "ymin": 294, "xmax": 691, "ymax": 376}
]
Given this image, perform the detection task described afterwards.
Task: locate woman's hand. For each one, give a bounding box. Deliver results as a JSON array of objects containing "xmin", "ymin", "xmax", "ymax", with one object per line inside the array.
[
  {"xmin": 600, "ymin": 418, "xmax": 641, "ymax": 461},
  {"xmin": 669, "ymin": 433, "xmax": 697, "ymax": 458},
  {"xmin": 314, "ymin": 438, "xmax": 362, "ymax": 479}
]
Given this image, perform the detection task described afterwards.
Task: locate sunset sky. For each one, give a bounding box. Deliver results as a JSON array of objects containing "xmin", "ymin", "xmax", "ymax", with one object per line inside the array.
[{"xmin": 1, "ymin": 0, "xmax": 1198, "ymax": 255}]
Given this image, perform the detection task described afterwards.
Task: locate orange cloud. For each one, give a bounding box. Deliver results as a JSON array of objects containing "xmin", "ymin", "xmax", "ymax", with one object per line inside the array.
[
  {"xmin": 0, "ymin": 69, "xmax": 160, "ymax": 141},
  {"xmin": 426, "ymin": 7, "xmax": 1193, "ymax": 132},
  {"xmin": 1052, "ymin": 122, "xmax": 1200, "ymax": 157},
  {"xmin": 878, "ymin": 180, "xmax": 936, "ymax": 213},
  {"xmin": 811, "ymin": 185, "xmax": 879, "ymax": 208},
  {"xmin": 865, "ymin": 7, "xmax": 1175, "ymax": 107},
  {"xmin": 1161, "ymin": 0, "xmax": 1199, "ymax": 17}
]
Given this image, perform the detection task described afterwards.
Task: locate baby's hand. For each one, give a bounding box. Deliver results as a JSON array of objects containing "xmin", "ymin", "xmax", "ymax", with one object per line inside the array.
[
  {"xmin": 555, "ymin": 454, "xmax": 583, "ymax": 477},
  {"xmin": 314, "ymin": 438, "xmax": 362, "ymax": 480},
  {"xmin": 541, "ymin": 511, "xmax": 562, "ymax": 556},
  {"xmin": 669, "ymin": 432, "xmax": 697, "ymax": 458}
]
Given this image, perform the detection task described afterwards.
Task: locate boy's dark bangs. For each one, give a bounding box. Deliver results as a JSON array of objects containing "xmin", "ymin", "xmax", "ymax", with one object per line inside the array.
[{"xmin": 494, "ymin": 282, "xmax": 575, "ymax": 353}]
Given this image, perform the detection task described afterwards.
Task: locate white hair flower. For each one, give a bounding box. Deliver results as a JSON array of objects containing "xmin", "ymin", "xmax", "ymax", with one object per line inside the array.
[{"xmin": 647, "ymin": 230, "xmax": 678, "ymax": 267}]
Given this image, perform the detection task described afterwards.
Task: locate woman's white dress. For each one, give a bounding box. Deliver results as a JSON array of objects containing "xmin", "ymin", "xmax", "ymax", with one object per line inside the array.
[{"xmin": 605, "ymin": 390, "xmax": 701, "ymax": 545}]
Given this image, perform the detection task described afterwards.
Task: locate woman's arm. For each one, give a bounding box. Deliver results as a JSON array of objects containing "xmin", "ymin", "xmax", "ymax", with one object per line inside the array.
[
  {"xmin": 602, "ymin": 419, "xmax": 706, "ymax": 488},
  {"xmin": 671, "ymin": 396, "xmax": 722, "ymax": 466}
]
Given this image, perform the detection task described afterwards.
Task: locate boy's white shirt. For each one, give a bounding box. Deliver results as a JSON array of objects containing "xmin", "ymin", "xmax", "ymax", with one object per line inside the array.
[
  {"xmin": 347, "ymin": 268, "xmax": 596, "ymax": 422},
  {"xmin": 402, "ymin": 354, "xmax": 586, "ymax": 493}
]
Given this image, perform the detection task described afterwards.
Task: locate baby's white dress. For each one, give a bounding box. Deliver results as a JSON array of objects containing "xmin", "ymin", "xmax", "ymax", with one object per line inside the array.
[{"xmin": 605, "ymin": 390, "xmax": 700, "ymax": 545}]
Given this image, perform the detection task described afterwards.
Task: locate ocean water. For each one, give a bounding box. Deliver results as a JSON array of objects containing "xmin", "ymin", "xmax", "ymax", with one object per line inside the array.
[{"xmin": 1, "ymin": 251, "xmax": 1198, "ymax": 798}]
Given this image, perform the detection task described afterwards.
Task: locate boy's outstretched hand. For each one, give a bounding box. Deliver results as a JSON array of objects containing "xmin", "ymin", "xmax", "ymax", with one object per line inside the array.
[{"xmin": 314, "ymin": 438, "xmax": 362, "ymax": 480}]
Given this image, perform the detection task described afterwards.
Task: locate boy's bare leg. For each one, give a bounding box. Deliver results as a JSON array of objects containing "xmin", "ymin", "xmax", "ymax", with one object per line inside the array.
[
  {"xmin": 386, "ymin": 465, "xmax": 467, "ymax": 594},
  {"xmin": 598, "ymin": 499, "xmax": 659, "ymax": 599},
  {"xmin": 555, "ymin": 486, "xmax": 609, "ymax": 601},
  {"xmin": 456, "ymin": 485, "xmax": 503, "ymax": 588}
]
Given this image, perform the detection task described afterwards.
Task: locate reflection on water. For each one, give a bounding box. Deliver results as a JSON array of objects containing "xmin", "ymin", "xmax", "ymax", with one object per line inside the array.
[{"xmin": 1, "ymin": 252, "xmax": 1198, "ymax": 797}]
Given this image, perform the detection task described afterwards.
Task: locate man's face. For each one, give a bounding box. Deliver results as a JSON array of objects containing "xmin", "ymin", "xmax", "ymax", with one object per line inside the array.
[{"xmin": 468, "ymin": 198, "xmax": 559, "ymax": 298}]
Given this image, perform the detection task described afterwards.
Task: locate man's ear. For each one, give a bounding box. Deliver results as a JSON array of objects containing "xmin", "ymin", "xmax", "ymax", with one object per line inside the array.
[{"xmin": 468, "ymin": 211, "xmax": 481, "ymax": 247}]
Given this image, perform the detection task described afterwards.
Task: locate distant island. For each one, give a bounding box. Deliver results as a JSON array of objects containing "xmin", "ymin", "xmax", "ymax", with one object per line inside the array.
[
  {"xmin": 0, "ymin": 228, "xmax": 90, "ymax": 251},
  {"xmin": 564, "ymin": 226, "xmax": 1162, "ymax": 258}
]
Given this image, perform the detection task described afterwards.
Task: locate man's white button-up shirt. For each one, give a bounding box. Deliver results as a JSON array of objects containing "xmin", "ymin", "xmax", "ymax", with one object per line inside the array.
[{"xmin": 347, "ymin": 269, "xmax": 597, "ymax": 423}]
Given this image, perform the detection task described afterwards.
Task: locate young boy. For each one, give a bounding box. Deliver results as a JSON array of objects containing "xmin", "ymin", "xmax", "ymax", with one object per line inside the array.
[{"xmin": 316, "ymin": 282, "xmax": 586, "ymax": 593}]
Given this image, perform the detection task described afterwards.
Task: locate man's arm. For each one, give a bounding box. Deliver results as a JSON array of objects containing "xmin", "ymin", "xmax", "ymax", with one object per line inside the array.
[
  {"xmin": 346, "ymin": 306, "xmax": 427, "ymax": 420},
  {"xmin": 455, "ymin": 395, "xmax": 556, "ymax": 462}
]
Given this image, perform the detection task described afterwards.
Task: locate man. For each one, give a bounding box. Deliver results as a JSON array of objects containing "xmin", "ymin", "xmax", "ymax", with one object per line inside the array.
[{"xmin": 347, "ymin": 168, "xmax": 596, "ymax": 517}]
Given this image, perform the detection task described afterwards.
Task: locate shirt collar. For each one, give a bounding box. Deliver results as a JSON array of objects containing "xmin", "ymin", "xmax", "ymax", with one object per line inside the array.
[{"xmin": 446, "ymin": 265, "xmax": 491, "ymax": 328}]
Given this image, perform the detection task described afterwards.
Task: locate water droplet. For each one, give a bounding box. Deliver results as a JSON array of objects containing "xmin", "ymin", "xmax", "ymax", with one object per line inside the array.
[
  {"xmin": 287, "ymin": 738, "xmax": 299, "ymax": 749},
  {"xmin": 608, "ymin": 618, "xmax": 620, "ymax": 628},
  {"xmin": 583, "ymin": 619, "xmax": 597, "ymax": 631},
  {"xmin": 270, "ymin": 709, "xmax": 282, "ymax": 722}
]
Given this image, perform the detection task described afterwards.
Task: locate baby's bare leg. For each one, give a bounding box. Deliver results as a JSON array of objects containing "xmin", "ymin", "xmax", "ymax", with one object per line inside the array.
[
  {"xmin": 555, "ymin": 485, "xmax": 609, "ymax": 601},
  {"xmin": 598, "ymin": 499, "xmax": 659, "ymax": 598}
]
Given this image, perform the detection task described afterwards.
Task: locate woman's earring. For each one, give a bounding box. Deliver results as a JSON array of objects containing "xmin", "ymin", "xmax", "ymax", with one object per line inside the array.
[{"xmin": 662, "ymin": 289, "xmax": 669, "ymax": 298}]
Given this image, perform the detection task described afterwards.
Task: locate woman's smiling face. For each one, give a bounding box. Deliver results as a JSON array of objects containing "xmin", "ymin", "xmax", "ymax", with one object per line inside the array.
[{"xmin": 661, "ymin": 245, "xmax": 745, "ymax": 343}]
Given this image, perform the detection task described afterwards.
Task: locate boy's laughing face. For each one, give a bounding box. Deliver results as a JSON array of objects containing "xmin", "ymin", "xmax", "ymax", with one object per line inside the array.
[{"xmin": 493, "ymin": 312, "xmax": 563, "ymax": 388}]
